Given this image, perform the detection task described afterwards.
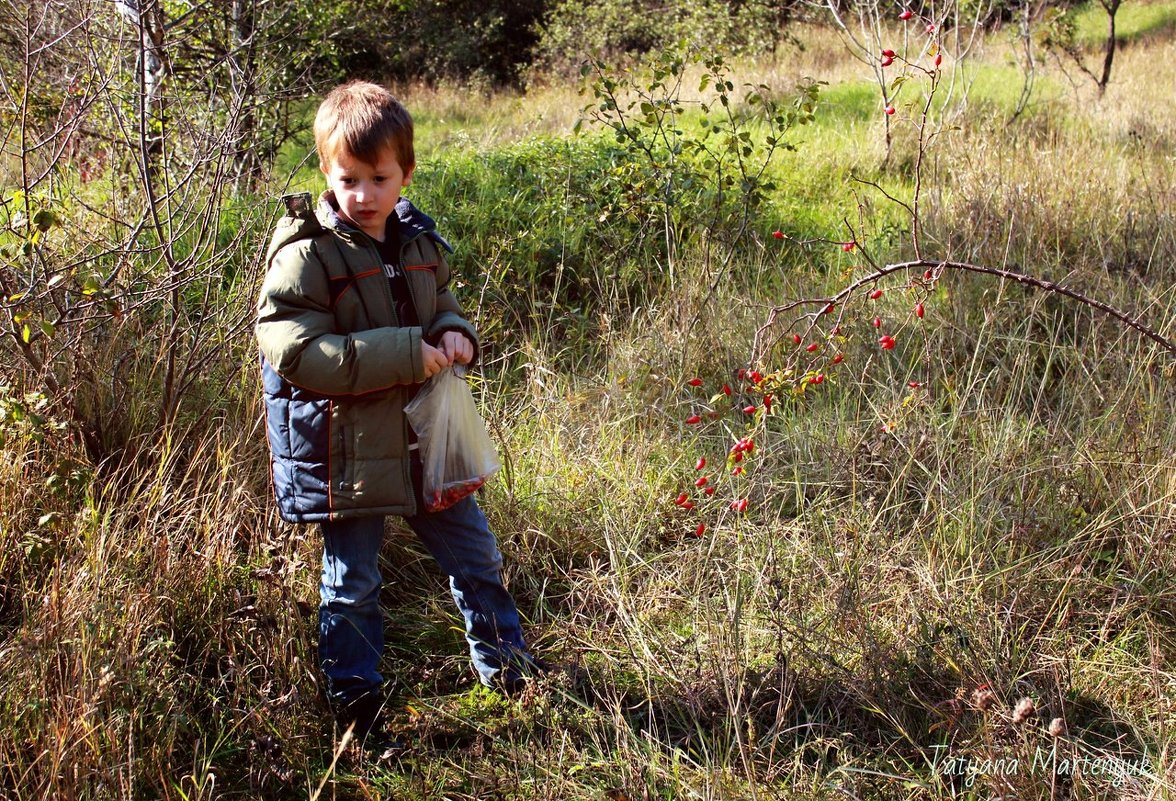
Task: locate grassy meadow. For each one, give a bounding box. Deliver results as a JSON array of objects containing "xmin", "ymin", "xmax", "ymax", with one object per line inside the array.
[{"xmin": 1, "ymin": 4, "xmax": 1174, "ymax": 799}]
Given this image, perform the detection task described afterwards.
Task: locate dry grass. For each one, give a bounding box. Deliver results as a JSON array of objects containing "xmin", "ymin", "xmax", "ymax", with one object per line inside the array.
[{"xmin": 1, "ymin": 14, "xmax": 1175, "ymax": 801}]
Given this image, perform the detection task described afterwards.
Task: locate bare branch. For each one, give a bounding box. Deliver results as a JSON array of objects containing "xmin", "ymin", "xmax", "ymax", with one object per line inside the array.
[{"xmin": 754, "ymin": 259, "xmax": 1176, "ymax": 364}]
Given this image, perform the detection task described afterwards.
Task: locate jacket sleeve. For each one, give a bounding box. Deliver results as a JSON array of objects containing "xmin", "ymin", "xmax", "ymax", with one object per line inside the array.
[
  {"xmin": 425, "ymin": 247, "xmax": 481, "ymax": 366},
  {"xmin": 256, "ymin": 238, "xmax": 425, "ymax": 396}
]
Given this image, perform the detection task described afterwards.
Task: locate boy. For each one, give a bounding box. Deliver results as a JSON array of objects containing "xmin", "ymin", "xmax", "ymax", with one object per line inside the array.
[{"xmin": 255, "ymin": 81, "xmax": 539, "ymax": 749}]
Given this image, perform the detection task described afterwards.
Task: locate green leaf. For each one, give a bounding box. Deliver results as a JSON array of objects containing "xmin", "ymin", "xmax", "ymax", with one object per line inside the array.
[{"xmin": 32, "ymin": 209, "xmax": 57, "ymax": 232}]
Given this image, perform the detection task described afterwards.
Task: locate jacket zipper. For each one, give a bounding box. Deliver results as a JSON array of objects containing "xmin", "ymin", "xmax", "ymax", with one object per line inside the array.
[{"xmin": 358, "ymin": 230, "xmax": 427, "ymax": 515}]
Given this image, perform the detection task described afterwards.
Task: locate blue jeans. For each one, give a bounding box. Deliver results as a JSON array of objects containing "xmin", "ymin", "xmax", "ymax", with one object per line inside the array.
[{"xmin": 318, "ymin": 495, "xmax": 530, "ymax": 706}]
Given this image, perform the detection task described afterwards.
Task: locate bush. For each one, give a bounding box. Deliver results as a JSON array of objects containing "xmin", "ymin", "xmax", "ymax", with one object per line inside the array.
[
  {"xmin": 302, "ymin": 0, "xmax": 547, "ymax": 86},
  {"xmin": 533, "ymin": 0, "xmax": 795, "ymax": 75}
]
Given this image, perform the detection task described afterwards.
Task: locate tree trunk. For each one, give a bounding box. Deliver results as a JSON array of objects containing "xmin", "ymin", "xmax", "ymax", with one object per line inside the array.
[{"xmin": 1097, "ymin": 0, "xmax": 1121, "ymax": 96}]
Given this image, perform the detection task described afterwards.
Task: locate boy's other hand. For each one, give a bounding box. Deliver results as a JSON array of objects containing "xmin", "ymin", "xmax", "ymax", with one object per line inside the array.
[
  {"xmin": 439, "ymin": 332, "xmax": 474, "ymax": 366},
  {"xmin": 421, "ymin": 341, "xmax": 450, "ymax": 378}
]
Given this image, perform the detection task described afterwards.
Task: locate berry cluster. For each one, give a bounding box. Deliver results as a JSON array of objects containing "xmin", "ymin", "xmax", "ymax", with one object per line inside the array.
[
  {"xmin": 878, "ymin": 9, "xmax": 945, "ymax": 117},
  {"xmin": 675, "ymin": 266, "xmax": 940, "ymax": 537}
]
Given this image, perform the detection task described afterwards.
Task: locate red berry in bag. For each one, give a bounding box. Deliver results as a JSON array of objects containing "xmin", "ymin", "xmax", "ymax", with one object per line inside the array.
[{"xmin": 426, "ymin": 477, "xmax": 488, "ymax": 512}]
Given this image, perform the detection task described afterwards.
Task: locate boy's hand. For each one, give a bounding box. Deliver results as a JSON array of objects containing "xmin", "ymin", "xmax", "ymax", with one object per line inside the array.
[
  {"xmin": 421, "ymin": 341, "xmax": 450, "ymax": 378},
  {"xmin": 439, "ymin": 331, "xmax": 474, "ymax": 365}
]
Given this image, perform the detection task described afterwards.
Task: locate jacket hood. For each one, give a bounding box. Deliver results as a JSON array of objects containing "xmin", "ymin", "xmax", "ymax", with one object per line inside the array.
[
  {"xmin": 265, "ymin": 191, "xmax": 452, "ymax": 265},
  {"xmin": 318, "ymin": 192, "xmax": 454, "ymax": 253}
]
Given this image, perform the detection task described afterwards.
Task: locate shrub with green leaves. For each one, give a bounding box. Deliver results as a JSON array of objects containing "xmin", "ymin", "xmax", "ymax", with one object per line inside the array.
[
  {"xmin": 408, "ymin": 47, "xmax": 819, "ymax": 352},
  {"xmin": 533, "ymin": 0, "xmax": 795, "ymax": 75}
]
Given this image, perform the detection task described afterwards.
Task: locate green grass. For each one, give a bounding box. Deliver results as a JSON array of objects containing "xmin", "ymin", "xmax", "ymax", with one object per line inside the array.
[{"xmin": 1070, "ymin": 0, "xmax": 1176, "ymax": 45}]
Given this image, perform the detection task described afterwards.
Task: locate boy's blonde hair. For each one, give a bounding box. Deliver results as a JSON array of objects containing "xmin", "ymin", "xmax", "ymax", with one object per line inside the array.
[{"xmin": 314, "ymin": 81, "xmax": 414, "ymax": 172}]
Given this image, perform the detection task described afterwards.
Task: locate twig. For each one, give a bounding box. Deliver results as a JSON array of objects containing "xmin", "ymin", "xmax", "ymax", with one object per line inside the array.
[{"xmin": 754, "ymin": 259, "xmax": 1176, "ymax": 363}]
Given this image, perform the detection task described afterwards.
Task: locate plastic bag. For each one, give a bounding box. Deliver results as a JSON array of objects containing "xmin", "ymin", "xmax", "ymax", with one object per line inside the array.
[{"xmin": 403, "ymin": 365, "xmax": 501, "ymax": 512}]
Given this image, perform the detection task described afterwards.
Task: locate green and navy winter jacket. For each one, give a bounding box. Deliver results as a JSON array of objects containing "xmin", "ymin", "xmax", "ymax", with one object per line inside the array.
[{"xmin": 256, "ymin": 193, "xmax": 479, "ymax": 522}]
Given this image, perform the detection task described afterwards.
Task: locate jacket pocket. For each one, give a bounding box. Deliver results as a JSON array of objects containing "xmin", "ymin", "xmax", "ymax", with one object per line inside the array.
[{"xmin": 328, "ymin": 401, "xmax": 355, "ymax": 496}]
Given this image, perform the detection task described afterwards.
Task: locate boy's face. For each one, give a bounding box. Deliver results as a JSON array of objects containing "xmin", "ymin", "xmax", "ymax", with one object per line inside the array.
[{"xmin": 322, "ymin": 146, "xmax": 414, "ymax": 242}]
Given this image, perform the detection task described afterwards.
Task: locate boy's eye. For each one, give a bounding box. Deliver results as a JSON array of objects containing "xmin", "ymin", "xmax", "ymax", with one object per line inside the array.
[{"xmin": 373, "ymin": 176, "xmax": 386, "ymax": 183}]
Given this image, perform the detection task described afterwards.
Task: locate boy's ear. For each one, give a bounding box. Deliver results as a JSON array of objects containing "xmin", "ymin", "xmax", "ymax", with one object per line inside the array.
[{"xmin": 403, "ymin": 163, "xmax": 415, "ymax": 187}]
